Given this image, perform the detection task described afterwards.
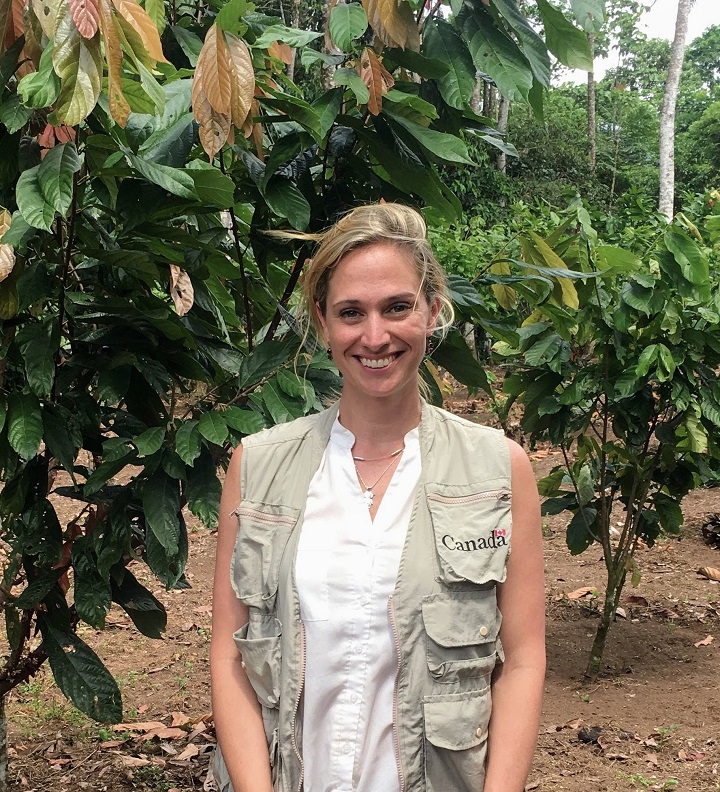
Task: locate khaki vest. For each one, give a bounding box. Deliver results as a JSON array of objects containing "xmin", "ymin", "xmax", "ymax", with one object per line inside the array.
[{"xmin": 213, "ymin": 402, "xmax": 512, "ymax": 792}]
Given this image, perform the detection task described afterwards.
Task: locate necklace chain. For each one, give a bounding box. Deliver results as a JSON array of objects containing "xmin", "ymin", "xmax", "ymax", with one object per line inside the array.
[
  {"xmin": 354, "ymin": 452, "xmax": 403, "ymax": 509},
  {"xmin": 352, "ymin": 447, "xmax": 404, "ymax": 462}
]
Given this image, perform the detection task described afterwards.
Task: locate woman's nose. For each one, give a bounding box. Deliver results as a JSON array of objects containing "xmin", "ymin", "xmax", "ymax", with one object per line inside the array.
[{"xmin": 362, "ymin": 313, "xmax": 390, "ymax": 348}]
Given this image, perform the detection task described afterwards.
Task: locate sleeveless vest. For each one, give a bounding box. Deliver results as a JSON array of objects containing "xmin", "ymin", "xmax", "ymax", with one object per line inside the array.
[{"xmin": 213, "ymin": 401, "xmax": 512, "ymax": 792}]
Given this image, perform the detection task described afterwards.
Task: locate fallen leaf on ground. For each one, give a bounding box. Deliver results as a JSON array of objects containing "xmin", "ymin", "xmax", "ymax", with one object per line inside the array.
[
  {"xmin": 693, "ymin": 635, "xmax": 714, "ymax": 647},
  {"xmin": 118, "ymin": 755, "xmax": 151, "ymax": 767},
  {"xmin": 567, "ymin": 586, "xmax": 597, "ymax": 600},
  {"xmin": 698, "ymin": 567, "xmax": 720, "ymax": 582},
  {"xmin": 176, "ymin": 743, "xmax": 200, "ymax": 761},
  {"xmin": 615, "ymin": 606, "xmax": 627, "ymax": 619},
  {"xmin": 114, "ymin": 721, "xmax": 165, "ymax": 733},
  {"xmin": 141, "ymin": 727, "xmax": 187, "ymax": 741},
  {"xmin": 605, "ymin": 752, "xmax": 629, "ymax": 760},
  {"xmin": 171, "ymin": 712, "xmax": 191, "ymax": 727},
  {"xmin": 644, "ymin": 753, "xmax": 659, "ymax": 765},
  {"xmin": 625, "ymin": 595, "xmax": 649, "ymax": 606}
]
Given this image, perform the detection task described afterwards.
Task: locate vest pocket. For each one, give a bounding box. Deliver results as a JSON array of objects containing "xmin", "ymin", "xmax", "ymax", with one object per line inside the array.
[
  {"xmin": 425, "ymin": 484, "xmax": 511, "ymax": 586},
  {"xmin": 231, "ymin": 501, "xmax": 299, "ymax": 607},
  {"xmin": 233, "ymin": 617, "xmax": 282, "ymax": 709},
  {"xmin": 422, "ymin": 592, "xmax": 499, "ymax": 685},
  {"xmin": 423, "ymin": 688, "xmax": 491, "ymax": 792}
]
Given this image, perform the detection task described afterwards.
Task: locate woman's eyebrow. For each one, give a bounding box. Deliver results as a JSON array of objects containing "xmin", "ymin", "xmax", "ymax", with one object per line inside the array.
[{"xmin": 332, "ymin": 292, "xmax": 418, "ymax": 308}]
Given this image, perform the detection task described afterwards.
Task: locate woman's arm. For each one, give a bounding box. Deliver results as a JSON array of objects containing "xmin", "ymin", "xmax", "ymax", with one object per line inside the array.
[
  {"xmin": 210, "ymin": 445, "xmax": 274, "ymax": 792},
  {"xmin": 483, "ymin": 438, "xmax": 546, "ymax": 792}
]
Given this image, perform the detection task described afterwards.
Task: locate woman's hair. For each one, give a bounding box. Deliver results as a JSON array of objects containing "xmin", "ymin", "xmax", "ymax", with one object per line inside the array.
[{"xmin": 299, "ymin": 203, "xmax": 454, "ymax": 340}]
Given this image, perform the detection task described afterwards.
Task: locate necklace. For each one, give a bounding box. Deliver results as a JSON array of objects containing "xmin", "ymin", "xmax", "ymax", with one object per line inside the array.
[
  {"xmin": 354, "ymin": 453, "xmax": 403, "ymax": 509},
  {"xmin": 352, "ymin": 447, "xmax": 404, "ymax": 462}
]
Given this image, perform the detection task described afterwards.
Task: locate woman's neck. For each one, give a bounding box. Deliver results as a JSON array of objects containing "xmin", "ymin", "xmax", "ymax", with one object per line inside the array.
[{"xmin": 338, "ymin": 390, "xmax": 422, "ymax": 451}]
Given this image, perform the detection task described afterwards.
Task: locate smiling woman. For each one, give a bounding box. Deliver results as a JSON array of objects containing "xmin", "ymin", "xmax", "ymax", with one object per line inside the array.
[{"xmin": 210, "ymin": 203, "xmax": 546, "ymax": 792}]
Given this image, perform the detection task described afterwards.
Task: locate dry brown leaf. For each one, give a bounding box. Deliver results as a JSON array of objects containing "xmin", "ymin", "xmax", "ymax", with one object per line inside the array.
[
  {"xmin": 113, "ymin": 720, "xmax": 164, "ymax": 732},
  {"xmin": 615, "ymin": 606, "xmax": 627, "ymax": 619},
  {"xmin": 362, "ymin": 0, "xmax": 419, "ymax": 50},
  {"xmin": 97, "ymin": 0, "xmax": 130, "ymax": 126},
  {"xmin": 693, "ymin": 634, "xmax": 713, "ymax": 647},
  {"xmin": 0, "ymin": 208, "xmax": 11, "ymax": 241},
  {"xmin": 118, "ymin": 755, "xmax": 152, "ymax": 768},
  {"xmin": 625, "ymin": 595, "xmax": 649, "ymax": 606},
  {"xmin": 0, "ymin": 244, "xmax": 16, "ymax": 284},
  {"xmin": 604, "ymin": 752, "xmax": 628, "ymax": 760},
  {"xmin": 644, "ymin": 753, "xmax": 659, "ymax": 766},
  {"xmin": 142, "ymin": 727, "xmax": 187, "ymax": 740},
  {"xmin": 175, "ymin": 743, "xmax": 200, "ymax": 761},
  {"xmin": 566, "ymin": 586, "xmax": 597, "ymax": 600},
  {"xmin": 698, "ymin": 566, "xmax": 720, "ymax": 582},
  {"xmin": 357, "ymin": 47, "xmax": 394, "ymax": 116},
  {"xmin": 111, "ymin": 0, "xmax": 168, "ymax": 63},
  {"xmin": 225, "ymin": 31, "xmax": 254, "ymax": 128},
  {"xmin": 196, "ymin": 24, "xmax": 232, "ymax": 115},
  {"xmin": 268, "ymin": 40, "xmax": 293, "ymax": 65},
  {"xmin": 169, "ymin": 264, "xmax": 194, "ymax": 316},
  {"xmin": 69, "ymin": 0, "xmax": 99, "ymax": 37},
  {"xmin": 192, "ymin": 63, "xmax": 231, "ymax": 159},
  {"xmin": 171, "ymin": 712, "xmax": 191, "ymax": 727}
]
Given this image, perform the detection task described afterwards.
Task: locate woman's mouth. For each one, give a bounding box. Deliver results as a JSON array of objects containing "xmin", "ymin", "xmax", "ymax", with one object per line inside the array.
[{"xmin": 358, "ymin": 354, "xmax": 399, "ymax": 369}]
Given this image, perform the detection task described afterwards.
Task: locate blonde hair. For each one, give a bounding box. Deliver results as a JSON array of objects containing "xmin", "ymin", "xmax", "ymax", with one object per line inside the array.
[{"xmin": 298, "ymin": 203, "xmax": 454, "ymax": 339}]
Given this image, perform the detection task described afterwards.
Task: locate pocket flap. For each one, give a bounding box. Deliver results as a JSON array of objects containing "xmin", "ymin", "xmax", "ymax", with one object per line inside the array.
[
  {"xmin": 422, "ymin": 592, "xmax": 500, "ymax": 648},
  {"xmin": 423, "ymin": 689, "xmax": 491, "ymax": 751}
]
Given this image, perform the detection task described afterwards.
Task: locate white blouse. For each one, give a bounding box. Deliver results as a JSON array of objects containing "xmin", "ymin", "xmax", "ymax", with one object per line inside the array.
[{"xmin": 295, "ymin": 416, "xmax": 421, "ymax": 792}]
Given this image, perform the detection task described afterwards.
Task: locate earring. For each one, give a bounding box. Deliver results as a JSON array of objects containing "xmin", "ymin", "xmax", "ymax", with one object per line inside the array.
[
  {"xmin": 426, "ymin": 336, "xmax": 435, "ymax": 356},
  {"xmin": 327, "ymin": 346, "xmax": 333, "ymax": 360}
]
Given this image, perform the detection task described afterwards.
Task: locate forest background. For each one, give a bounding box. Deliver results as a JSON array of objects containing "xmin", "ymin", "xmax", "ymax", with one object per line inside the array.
[{"xmin": 1, "ymin": 0, "xmax": 720, "ymax": 789}]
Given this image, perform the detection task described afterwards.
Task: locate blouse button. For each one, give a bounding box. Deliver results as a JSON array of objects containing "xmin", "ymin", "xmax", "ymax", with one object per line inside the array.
[
  {"xmin": 476, "ymin": 727, "xmax": 484, "ymax": 738},
  {"xmin": 479, "ymin": 625, "xmax": 489, "ymax": 637}
]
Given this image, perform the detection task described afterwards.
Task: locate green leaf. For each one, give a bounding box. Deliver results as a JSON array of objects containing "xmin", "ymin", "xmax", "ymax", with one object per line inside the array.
[
  {"xmin": 432, "ymin": 328, "xmax": 490, "ymax": 393},
  {"xmin": 260, "ymin": 379, "xmax": 297, "ymax": 424},
  {"xmin": 525, "ymin": 334, "xmax": 567, "ymax": 371},
  {"xmin": 7, "ymin": 392, "xmax": 43, "ymax": 460},
  {"xmin": 239, "ymin": 338, "xmax": 296, "ymax": 386},
  {"xmin": 664, "ymin": 228, "xmax": 709, "ymax": 286},
  {"xmin": 635, "ymin": 344, "xmax": 658, "ymax": 378},
  {"xmin": 16, "ymin": 317, "xmax": 60, "ymax": 397},
  {"xmin": 262, "ymin": 93, "xmax": 323, "ymax": 141},
  {"xmin": 566, "ymin": 507, "xmax": 597, "ymax": 555},
  {"xmin": 40, "ymin": 622, "xmax": 122, "ymax": 723},
  {"xmin": 253, "ymin": 24, "xmax": 323, "ymax": 49},
  {"xmin": 491, "ymin": 0, "xmax": 552, "ymax": 86},
  {"xmin": 142, "ymin": 471, "xmax": 181, "ymax": 554},
  {"xmin": 15, "ymin": 570, "xmax": 64, "ymax": 610},
  {"xmin": 329, "ymin": 3, "xmax": 368, "ymax": 51},
  {"xmin": 596, "ymin": 246, "xmax": 640, "ymax": 274},
  {"xmin": 186, "ymin": 166, "xmax": 235, "ymax": 208},
  {"xmin": 222, "ymin": 406, "xmax": 265, "ymax": 435},
  {"xmin": 0, "ymin": 94, "xmax": 33, "ymax": 133},
  {"xmin": 16, "ymin": 165, "xmax": 56, "ymax": 232},
  {"xmin": 265, "ymin": 178, "xmax": 311, "ymax": 231},
  {"xmin": 111, "ymin": 568, "xmax": 167, "ymax": 638},
  {"xmin": 385, "ymin": 112, "xmax": 475, "ymax": 166},
  {"xmin": 5, "ymin": 603, "xmax": 22, "ymax": 651},
  {"xmin": 125, "ymin": 153, "xmax": 197, "ymax": 199},
  {"xmin": 569, "ymin": 0, "xmax": 605, "ymax": 33},
  {"xmin": 422, "ymin": 20, "xmax": 475, "ymax": 110},
  {"xmin": 144, "ymin": 517, "xmax": 188, "ymax": 589},
  {"xmin": 186, "ymin": 447, "xmax": 220, "ymax": 528},
  {"xmin": 42, "ymin": 404, "xmax": 81, "ymax": 475},
  {"xmin": 478, "ymin": 132, "xmax": 519, "ymax": 157},
  {"xmin": 459, "ymin": 6, "xmax": 533, "ymax": 102},
  {"xmin": 197, "ymin": 411, "xmax": 229, "ymax": 446},
  {"xmin": 214, "ymin": 0, "xmax": 249, "ymax": 35},
  {"xmin": 138, "ymin": 62, "xmax": 166, "ymax": 115},
  {"xmin": 653, "ymin": 492, "xmax": 683, "ymax": 534},
  {"xmin": 312, "ymin": 88, "xmax": 344, "ymax": 140},
  {"xmin": 175, "ymin": 419, "xmax": 202, "ymax": 464},
  {"xmin": 333, "ymin": 67, "xmax": 370, "ymax": 105},
  {"xmin": 171, "ymin": 25, "xmax": 203, "ymax": 66},
  {"xmin": 576, "ymin": 465, "xmax": 595, "ymax": 507},
  {"xmin": 133, "ymin": 427, "xmax": 166, "ymax": 456},
  {"xmin": 536, "ymin": 0, "xmax": 593, "ymax": 71},
  {"xmin": 17, "ymin": 46, "xmax": 61, "ymax": 108},
  {"xmin": 73, "ymin": 537, "xmax": 111, "ymax": 629}
]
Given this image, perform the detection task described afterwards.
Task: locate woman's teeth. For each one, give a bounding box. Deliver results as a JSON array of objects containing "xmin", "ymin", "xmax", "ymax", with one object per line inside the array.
[{"xmin": 360, "ymin": 356, "xmax": 395, "ymax": 368}]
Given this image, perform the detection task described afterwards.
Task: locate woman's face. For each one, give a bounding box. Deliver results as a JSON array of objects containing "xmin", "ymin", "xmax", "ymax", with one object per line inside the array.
[{"xmin": 317, "ymin": 243, "xmax": 441, "ymax": 403}]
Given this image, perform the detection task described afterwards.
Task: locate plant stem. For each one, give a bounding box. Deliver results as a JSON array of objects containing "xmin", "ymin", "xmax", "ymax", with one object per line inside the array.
[
  {"xmin": 0, "ymin": 693, "xmax": 6, "ymax": 792},
  {"xmin": 264, "ymin": 246, "xmax": 309, "ymax": 343}
]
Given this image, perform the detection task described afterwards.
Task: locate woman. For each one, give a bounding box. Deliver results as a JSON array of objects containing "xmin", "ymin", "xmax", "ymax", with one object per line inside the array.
[{"xmin": 210, "ymin": 203, "xmax": 545, "ymax": 792}]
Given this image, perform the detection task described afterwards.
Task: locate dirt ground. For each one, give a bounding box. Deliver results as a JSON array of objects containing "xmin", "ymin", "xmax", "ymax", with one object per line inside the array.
[{"xmin": 6, "ymin": 413, "xmax": 720, "ymax": 792}]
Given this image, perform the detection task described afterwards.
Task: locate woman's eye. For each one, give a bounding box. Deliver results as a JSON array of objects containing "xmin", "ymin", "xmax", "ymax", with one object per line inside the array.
[
  {"xmin": 389, "ymin": 303, "xmax": 411, "ymax": 314},
  {"xmin": 340, "ymin": 309, "xmax": 360, "ymax": 319}
]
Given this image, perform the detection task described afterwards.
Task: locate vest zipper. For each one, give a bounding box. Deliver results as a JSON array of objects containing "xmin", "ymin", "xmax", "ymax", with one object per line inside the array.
[
  {"xmin": 232, "ymin": 506, "xmax": 297, "ymax": 526},
  {"xmin": 426, "ymin": 488, "xmax": 510, "ymax": 506},
  {"xmin": 388, "ymin": 595, "xmax": 406, "ymax": 792},
  {"xmin": 291, "ymin": 620, "xmax": 306, "ymax": 792}
]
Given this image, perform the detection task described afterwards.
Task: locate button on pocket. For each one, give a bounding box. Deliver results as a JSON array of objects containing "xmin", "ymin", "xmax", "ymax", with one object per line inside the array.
[
  {"xmin": 422, "ymin": 591, "xmax": 500, "ymax": 685},
  {"xmin": 423, "ymin": 688, "xmax": 491, "ymax": 792},
  {"xmin": 426, "ymin": 484, "xmax": 511, "ymax": 586},
  {"xmin": 296, "ymin": 549, "xmax": 330, "ymax": 622}
]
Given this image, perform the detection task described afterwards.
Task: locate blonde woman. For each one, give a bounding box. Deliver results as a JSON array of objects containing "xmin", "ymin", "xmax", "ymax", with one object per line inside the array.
[{"xmin": 210, "ymin": 203, "xmax": 545, "ymax": 792}]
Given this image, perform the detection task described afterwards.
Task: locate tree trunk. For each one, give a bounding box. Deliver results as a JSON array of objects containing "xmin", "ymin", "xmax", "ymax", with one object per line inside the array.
[
  {"xmin": 658, "ymin": 0, "xmax": 693, "ymax": 220},
  {"xmin": 286, "ymin": 0, "xmax": 301, "ymax": 84},
  {"xmin": 586, "ymin": 565, "xmax": 627, "ymax": 678},
  {"xmin": 0, "ymin": 693, "xmax": 7, "ymax": 792},
  {"xmin": 495, "ymin": 96, "xmax": 511, "ymax": 173},
  {"xmin": 587, "ymin": 33, "xmax": 596, "ymax": 171},
  {"xmin": 470, "ymin": 75, "xmax": 483, "ymax": 114}
]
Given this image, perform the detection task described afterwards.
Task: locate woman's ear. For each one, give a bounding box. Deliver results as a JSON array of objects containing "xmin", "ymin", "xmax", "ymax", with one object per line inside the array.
[
  {"xmin": 316, "ymin": 301, "xmax": 329, "ymax": 344},
  {"xmin": 426, "ymin": 295, "xmax": 442, "ymax": 335}
]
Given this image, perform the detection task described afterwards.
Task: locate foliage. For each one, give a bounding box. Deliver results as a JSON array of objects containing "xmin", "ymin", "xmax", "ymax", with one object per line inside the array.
[
  {"xmin": 494, "ymin": 198, "xmax": 720, "ymax": 675},
  {"xmin": 0, "ymin": 0, "xmax": 590, "ymax": 735}
]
